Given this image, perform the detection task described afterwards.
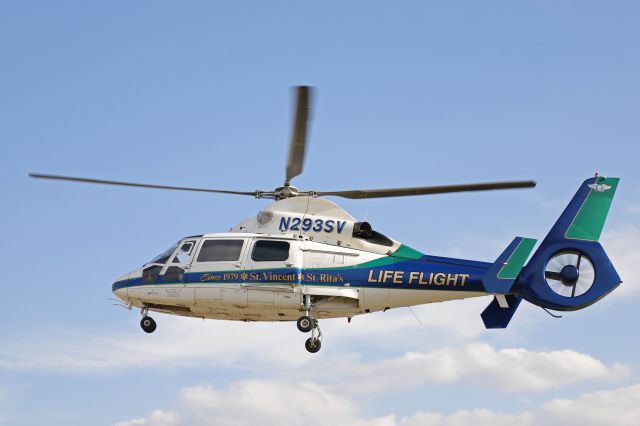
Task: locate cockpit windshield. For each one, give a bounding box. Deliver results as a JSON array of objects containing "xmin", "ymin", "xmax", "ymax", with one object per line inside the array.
[{"xmin": 147, "ymin": 244, "xmax": 178, "ymax": 265}]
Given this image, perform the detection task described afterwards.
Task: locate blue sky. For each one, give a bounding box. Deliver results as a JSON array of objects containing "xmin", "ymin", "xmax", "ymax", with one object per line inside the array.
[{"xmin": 1, "ymin": 1, "xmax": 639, "ymax": 425}]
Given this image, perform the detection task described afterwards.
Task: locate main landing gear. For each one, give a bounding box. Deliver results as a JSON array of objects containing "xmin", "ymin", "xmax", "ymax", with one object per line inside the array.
[
  {"xmin": 140, "ymin": 308, "xmax": 156, "ymax": 333},
  {"xmin": 298, "ymin": 295, "xmax": 322, "ymax": 353}
]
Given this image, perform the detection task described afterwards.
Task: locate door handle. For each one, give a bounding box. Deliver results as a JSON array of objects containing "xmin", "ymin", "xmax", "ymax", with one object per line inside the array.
[{"xmin": 234, "ymin": 263, "xmax": 242, "ymax": 268}]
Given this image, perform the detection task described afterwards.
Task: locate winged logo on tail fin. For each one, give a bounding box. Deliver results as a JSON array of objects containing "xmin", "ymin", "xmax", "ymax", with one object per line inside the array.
[{"xmin": 587, "ymin": 183, "xmax": 612, "ymax": 192}]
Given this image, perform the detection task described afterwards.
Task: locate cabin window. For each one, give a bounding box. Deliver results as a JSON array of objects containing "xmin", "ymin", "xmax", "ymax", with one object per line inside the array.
[
  {"xmin": 196, "ymin": 239, "xmax": 244, "ymax": 262},
  {"xmin": 147, "ymin": 244, "xmax": 177, "ymax": 265},
  {"xmin": 173, "ymin": 241, "xmax": 195, "ymax": 263},
  {"xmin": 142, "ymin": 265, "xmax": 163, "ymax": 284},
  {"xmin": 162, "ymin": 266, "xmax": 185, "ymax": 282},
  {"xmin": 251, "ymin": 240, "xmax": 290, "ymax": 262}
]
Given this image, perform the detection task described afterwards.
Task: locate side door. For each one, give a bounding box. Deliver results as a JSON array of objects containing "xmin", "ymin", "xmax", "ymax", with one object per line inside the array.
[
  {"xmin": 158, "ymin": 239, "xmax": 199, "ymax": 284},
  {"xmin": 243, "ymin": 238, "xmax": 300, "ymax": 278},
  {"xmin": 242, "ymin": 238, "xmax": 301, "ymax": 309},
  {"xmin": 188, "ymin": 237, "xmax": 248, "ymax": 308},
  {"xmin": 148, "ymin": 238, "xmax": 199, "ymax": 305}
]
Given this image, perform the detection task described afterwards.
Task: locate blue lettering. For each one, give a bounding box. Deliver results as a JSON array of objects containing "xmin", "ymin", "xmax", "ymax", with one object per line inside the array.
[
  {"xmin": 290, "ymin": 217, "xmax": 301, "ymax": 231},
  {"xmin": 313, "ymin": 219, "xmax": 323, "ymax": 232},
  {"xmin": 324, "ymin": 220, "xmax": 335, "ymax": 233},
  {"xmin": 336, "ymin": 221, "xmax": 346, "ymax": 234},
  {"xmin": 302, "ymin": 218, "xmax": 313, "ymax": 231},
  {"xmin": 279, "ymin": 217, "xmax": 291, "ymax": 232}
]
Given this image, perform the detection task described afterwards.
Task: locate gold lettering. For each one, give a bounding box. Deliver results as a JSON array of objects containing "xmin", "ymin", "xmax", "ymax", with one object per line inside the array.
[
  {"xmin": 418, "ymin": 272, "xmax": 429, "ymax": 285},
  {"xmin": 368, "ymin": 270, "xmax": 378, "ymax": 283},
  {"xmin": 319, "ymin": 273, "xmax": 342, "ymax": 283},
  {"xmin": 447, "ymin": 274, "xmax": 458, "ymax": 286},
  {"xmin": 383, "ymin": 270, "xmax": 394, "ymax": 283},
  {"xmin": 459, "ymin": 274, "xmax": 469, "ymax": 287},
  {"xmin": 393, "ymin": 271, "xmax": 404, "ymax": 284},
  {"xmin": 408, "ymin": 271, "xmax": 419, "ymax": 284},
  {"xmin": 434, "ymin": 273, "xmax": 446, "ymax": 285}
]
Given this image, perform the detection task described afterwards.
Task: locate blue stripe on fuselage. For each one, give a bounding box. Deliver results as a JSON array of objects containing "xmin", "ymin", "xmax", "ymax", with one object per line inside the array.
[{"xmin": 112, "ymin": 257, "xmax": 489, "ymax": 293}]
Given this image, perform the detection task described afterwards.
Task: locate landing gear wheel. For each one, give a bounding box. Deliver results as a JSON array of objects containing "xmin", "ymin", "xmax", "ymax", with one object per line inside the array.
[
  {"xmin": 297, "ymin": 315, "xmax": 314, "ymax": 333},
  {"xmin": 140, "ymin": 316, "xmax": 156, "ymax": 333},
  {"xmin": 305, "ymin": 337, "xmax": 321, "ymax": 353}
]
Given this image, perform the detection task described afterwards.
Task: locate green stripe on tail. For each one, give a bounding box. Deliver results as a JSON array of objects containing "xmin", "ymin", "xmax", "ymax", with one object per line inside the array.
[
  {"xmin": 497, "ymin": 238, "xmax": 537, "ymax": 280},
  {"xmin": 565, "ymin": 177, "xmax": 620, "ymax": 241}
]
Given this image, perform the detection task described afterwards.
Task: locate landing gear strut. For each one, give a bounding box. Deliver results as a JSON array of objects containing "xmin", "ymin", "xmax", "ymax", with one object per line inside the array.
[
  {"xmin": 298, "ymin": 295, "xmax": 322, "ymax": 353},
  {"xmin": 140, "ymin": 308, "xmax": 156, "ymax": 333}
]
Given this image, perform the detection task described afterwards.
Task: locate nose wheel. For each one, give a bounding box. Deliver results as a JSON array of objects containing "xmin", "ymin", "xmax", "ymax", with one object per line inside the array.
[
  {"xmin": 140, "ymin": 308, "xmax": 157, "ymax": 333},
  {"xmin": 298, "ymin": 295, "xmax": 322, "ymax": 353}
]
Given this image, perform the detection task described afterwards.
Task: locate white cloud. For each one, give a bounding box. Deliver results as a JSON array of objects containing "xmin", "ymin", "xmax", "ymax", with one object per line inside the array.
[
  {"xmin": 340, "ymin": 342, "xmax": 629, "ymax": 393},
  {"xmin": 398, "ymin": 409, "xmax": 534, "ymax": 426},
  {"xmin": 115, "ymin": 381, "xmax": 394, "ymax": 426},
  {"xmin": 0, "ymin": 318, "xmax": 304, "ymax": 373},
  {"xmin": 114, "ymin": 410, "xmax": 178, "ymax": 426},
  {"xmin": 116, "ymin": 381, "xmax": 640, "ymax": 426},
  {"xmin": 540, "ymin": 383, "xmax": 640, "ymax": 426},
  {"xmin": 0, "ymin": 313, "xmax": 627, "ymax": 396}
]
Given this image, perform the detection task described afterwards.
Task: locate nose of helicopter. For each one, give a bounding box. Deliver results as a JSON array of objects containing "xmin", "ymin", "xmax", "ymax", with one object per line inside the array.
[{"xmin": 112, "ymin": 272, "xmax": 131, "ymax": 301}]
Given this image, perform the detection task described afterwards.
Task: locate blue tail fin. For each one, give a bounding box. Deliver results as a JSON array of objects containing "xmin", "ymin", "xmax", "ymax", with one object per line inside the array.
[
  {"xmin": 481, "ymin": 295, "xmax": 522, "ymax": 329},
  {"xmin": 481, "ymin": 176, "xmax": 622, "ymax": 329},
  {"xmin": 517, "ymin": 176, "xmax": 621, "ymax": 311},
  {"xmin": 482, "ymin": 237, "xmax": 537, "ymax": 294},
  {"xmin": 545, "ymin": 176, "xmax": 620, "ymax": 243}
]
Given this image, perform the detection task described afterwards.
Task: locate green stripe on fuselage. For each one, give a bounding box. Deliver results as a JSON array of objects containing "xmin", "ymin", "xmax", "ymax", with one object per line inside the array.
[
  {"xmin": 565, "ymin": 177, "xmax": 619, "ymax": 241},
  {"xmin": 497, "ymin": 238, "xmax": 537, "ymax": 280},
  {"xmin": 392, "ymin": 244, "xmax": 424, "ymax": 260},
  {"xmin": 341, "ymin": 244, "xmax": 425, "ymax": 269}
]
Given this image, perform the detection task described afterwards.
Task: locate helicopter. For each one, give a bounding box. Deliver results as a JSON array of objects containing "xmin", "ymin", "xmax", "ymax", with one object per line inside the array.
[{"xmin": 30, "ymin": 86, "xmax": 621, "ymax": 353}]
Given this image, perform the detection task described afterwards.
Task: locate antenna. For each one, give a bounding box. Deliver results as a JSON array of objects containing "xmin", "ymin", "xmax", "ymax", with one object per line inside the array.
[{"xmin": 407, "ymin": 306, "xmax": 423, "ymax": 325}]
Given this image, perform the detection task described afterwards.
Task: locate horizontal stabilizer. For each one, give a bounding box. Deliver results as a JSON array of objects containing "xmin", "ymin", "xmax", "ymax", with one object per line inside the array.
[
  {"xmin": 482, "ymin": 237, "xmax": 537, "ymax": 294},
  {"xmin": 481, "ymin": 295, "xmax": 522, "ymax": 329}
]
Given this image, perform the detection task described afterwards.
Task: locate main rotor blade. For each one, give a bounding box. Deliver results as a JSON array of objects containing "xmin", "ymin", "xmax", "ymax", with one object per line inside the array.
[
  {"xmin": 285, "ymin": 85, "xmax": 313, "ymax": 185},
  {"xmin": 317, "ymin": 180, "xmax": 537, "ymax": 199},
  {"xmin": 29, "ymin": 173, "xmax": 260, "ymax": 196}
]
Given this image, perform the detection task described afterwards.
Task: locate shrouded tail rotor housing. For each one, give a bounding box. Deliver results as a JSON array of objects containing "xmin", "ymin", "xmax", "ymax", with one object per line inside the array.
[
  {"xmin": 516, "ymin": 177, "xmax": 621, "ymax": 312},
  {"xmin": 545, "ymin": 251, "xmax": 595, "ymax": 298}
]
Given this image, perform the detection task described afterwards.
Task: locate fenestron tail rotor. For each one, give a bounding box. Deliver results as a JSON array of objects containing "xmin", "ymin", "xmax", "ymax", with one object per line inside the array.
[
  {"xmin": 30, "ymin": 85, "xmax": 537, "ymax": 200},
  {"xmin": 545, "ymin": 251, "xmax": 595, "ymax": 297}
]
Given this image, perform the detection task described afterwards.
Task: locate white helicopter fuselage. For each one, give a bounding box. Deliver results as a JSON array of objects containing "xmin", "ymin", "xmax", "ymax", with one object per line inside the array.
[
  {"xmin": 37, "ymin": 87, "xmax": 616, "ymax": 354},
  {"xmin": 112, "ymin": 197, "xmax": 489, "ymax": 322}
]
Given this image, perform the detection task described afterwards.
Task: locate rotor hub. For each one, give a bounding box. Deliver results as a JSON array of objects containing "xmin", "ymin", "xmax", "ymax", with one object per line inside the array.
[
  {"xmin": 560, "ymin": 264, "xmax": 579, "ymax": 285},
  {"xmin": 274, "ymin": 185, "xmax": 299, "ymax": 200}
]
